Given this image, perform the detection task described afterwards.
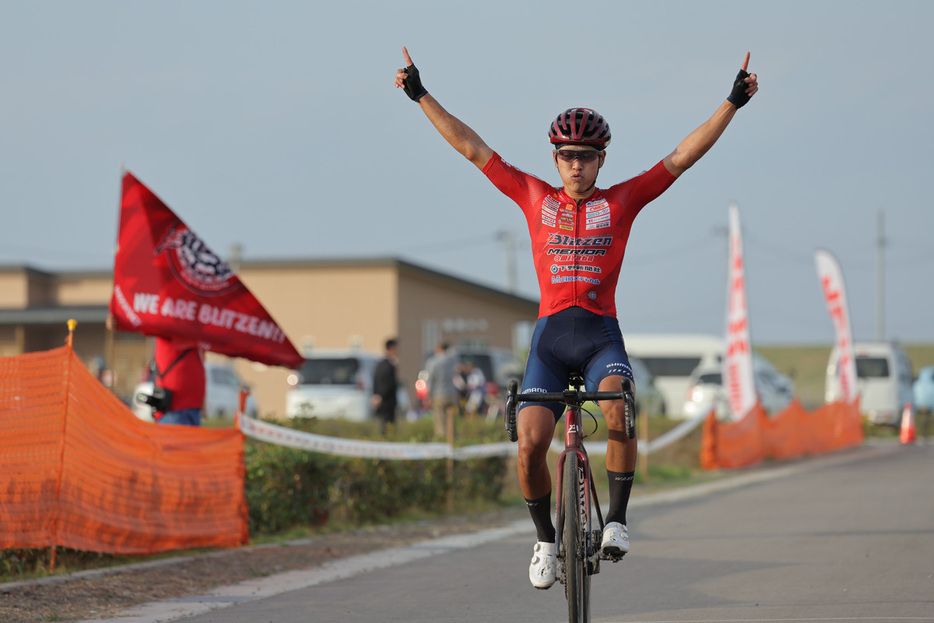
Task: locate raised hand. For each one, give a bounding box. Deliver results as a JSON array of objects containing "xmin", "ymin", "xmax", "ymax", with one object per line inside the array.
[
  {"xmin": 395, "ymin": 46, "xmax": 428, "ymax": 101},
  {"xmin": 728, "ymin": 52, "xmax": 758, "ymax": 109}
]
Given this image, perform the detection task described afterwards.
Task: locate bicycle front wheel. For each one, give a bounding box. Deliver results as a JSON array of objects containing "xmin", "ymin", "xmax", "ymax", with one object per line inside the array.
[{"xmin": 563, "ymin": 452, "xmax": 590, "ymax": 623}]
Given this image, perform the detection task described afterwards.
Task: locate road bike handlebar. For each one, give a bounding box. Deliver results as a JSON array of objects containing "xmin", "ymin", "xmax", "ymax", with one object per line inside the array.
[{"xmin": 504, "ymin": 378, "xmax": 635, "ymax": 442}]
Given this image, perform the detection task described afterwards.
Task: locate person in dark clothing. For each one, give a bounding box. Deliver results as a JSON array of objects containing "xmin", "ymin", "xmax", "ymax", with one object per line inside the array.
[{"xmin": 372, "ymin": 338, "xmax": 400, "ymax": 434}]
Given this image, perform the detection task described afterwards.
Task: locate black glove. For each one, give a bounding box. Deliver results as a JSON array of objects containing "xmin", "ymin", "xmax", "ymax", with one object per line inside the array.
[
  {"xmin": 727, "ymin": 68, "xmax": 751, "ymax": 109},
  {"xmin": 402, "ymin": 64, "xmax": 428, "ymax": 102}
]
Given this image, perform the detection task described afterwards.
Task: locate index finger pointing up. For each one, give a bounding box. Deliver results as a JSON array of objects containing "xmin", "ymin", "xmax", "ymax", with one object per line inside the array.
[
  {"xmin": 741, "ymin": 51, "xmax": 750, "ymax": 72},
  {"xmin": 403, "ymin": 46, "xmax": 414, "ymax": 67}
]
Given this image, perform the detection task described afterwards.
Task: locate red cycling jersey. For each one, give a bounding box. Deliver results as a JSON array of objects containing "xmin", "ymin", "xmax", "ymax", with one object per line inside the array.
[
  {"xmin": 483, "ymin": 152, "xmax": 676, "ymax": 318},
  {"xmin": 154, "ymin": 337, "xmax": 206, "ymax": 412}
]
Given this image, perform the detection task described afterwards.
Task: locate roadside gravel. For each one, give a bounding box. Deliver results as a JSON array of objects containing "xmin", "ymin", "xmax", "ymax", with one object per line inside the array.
[{"xmin": 0, "ymin": 506, "xmax": 529, "ymax": 623}]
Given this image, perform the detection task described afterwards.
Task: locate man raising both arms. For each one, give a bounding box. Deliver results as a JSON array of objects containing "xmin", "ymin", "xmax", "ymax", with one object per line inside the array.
[{"xmin": 395, "ymin": 47, "xmax": 758, "ymax": 589}]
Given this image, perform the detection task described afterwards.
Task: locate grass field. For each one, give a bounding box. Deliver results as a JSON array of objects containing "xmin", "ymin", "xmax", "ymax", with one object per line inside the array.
[{"xmin": 755, "ymin": 343, "xmax": 934, "ymax": 409}]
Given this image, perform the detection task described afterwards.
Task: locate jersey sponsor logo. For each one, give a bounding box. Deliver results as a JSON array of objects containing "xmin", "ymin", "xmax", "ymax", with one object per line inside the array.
[
  {"xmin": 546, "ymin": 248, "xmax": 607, "ymax": 257},
  {"xmin": 546, "ymin": 234, "xmax": 612, "ymax": 247},
  {"xmin": 550, "ymin": 264, "xmax": 602, "ymax": 274},
  {"xmin": 545, "ymin": 234, "xmax": 611, "ymax": 263},
  {"xmin": 552, "ymin": 253, "xmax": 595, "ymax": 263},
  {"xmin": 586, "ymin": 214, "xmax": 611, "ymax": 225},
  {"xmin": 585, "ymin": 199, "xmax": 612, "ymax": 231},
  {"xmin": 551, "ymin": 275, "xmax": 601, "ymax": 285},
  {"xmin": 558, "ymin": 204, "xmax": 575, "ymax": 231}
]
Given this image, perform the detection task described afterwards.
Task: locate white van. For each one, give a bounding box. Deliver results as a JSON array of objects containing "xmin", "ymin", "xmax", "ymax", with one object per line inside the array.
[
  {"xmin": 285, "ymin": 350, "xmax": 409, "ymax": 421},
  {"xmin": 825, "ymin": 342, "xmax": 913, "ymax": 426},
  {"xmin": 624, "ymin": 334, "xmax": 724, "ymax": 419}
]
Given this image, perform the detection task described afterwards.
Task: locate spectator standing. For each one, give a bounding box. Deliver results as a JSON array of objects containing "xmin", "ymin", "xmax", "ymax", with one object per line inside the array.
[
  {"xmin": 425, "ymin": 341, "xmax": 460, "ymax": 438},
  {"xmin": 153, "ymin": 336, "xmax": 205, "ymax": 426},
  {"xmin": 462, "ymin": 361, "xmax": 488, "ymax": 418},
  {"xmin": 372, "ymin": 338, "xmax": 400, "ymax": 435}
]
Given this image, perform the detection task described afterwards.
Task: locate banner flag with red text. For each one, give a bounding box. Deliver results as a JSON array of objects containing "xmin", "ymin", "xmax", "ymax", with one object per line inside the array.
[
  {"xmin": 109, "ymin": 171, "xmax": 303, "ymax": 369},
  {"xmin": 724, "ymin": 203, "xmax": 756, "ymax": 421},
  {"xmin": 814, "ymin": 249, "xmax": 858, "ymax": 402}
]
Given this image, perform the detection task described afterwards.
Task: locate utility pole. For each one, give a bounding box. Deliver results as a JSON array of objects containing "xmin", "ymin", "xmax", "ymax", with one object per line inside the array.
[
  {"xmin": 495, "ymin": 230, "xmax": 517, "ymax": 294},
  {"xmin": 229, "ymin": 243, "xmax": 243, "ymax": 274},
  {"xmin": 876, "ymin": 210, "xmax": 885, "ymax": 342}
]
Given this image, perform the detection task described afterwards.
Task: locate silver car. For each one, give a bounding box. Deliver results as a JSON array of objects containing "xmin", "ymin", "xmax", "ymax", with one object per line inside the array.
[
  {"xmin": 683, "ymin": 358, "xmax": 794, "ymax": 420},
  {"xmin": 286, "ymin": 350, "xmax": 409, "ymax": 421}
]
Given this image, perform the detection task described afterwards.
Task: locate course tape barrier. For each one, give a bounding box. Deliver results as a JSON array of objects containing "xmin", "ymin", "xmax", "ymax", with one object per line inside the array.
[
  {"xmin": 700, "ymin": 398, "xmax": 863, "ymax": 470},
  {"xmin": 238, "ymin": 412, "xmax": 700, "ymax": 460},
  {"xmin": 0, "ymin": 345, "xmax": 248, "ymax": 556},
  {"xmin": 239, "ymin": 414, "xmax": 456, "ymax": 460}
]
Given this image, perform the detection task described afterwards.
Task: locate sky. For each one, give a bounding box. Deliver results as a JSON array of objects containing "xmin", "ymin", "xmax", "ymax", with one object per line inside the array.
[{"xmin": 2, "ymin": 0, "xmax": 932, "ymax": 345}]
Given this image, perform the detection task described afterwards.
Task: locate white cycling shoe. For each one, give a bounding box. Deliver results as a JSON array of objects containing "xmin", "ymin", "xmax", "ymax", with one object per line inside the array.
[
  {"xmin": 528, "ymin": 541, "xmax": 557, "ymax": 589},
  {"xmin": 601, "ymin": 522, "xmax": 630, "ymax": 558}
]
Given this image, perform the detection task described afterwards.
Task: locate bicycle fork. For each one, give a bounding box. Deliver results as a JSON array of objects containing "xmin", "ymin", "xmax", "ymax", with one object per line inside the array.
[{"xmin": 555, "ymin": 410, "xmax": 604, "ymax": 581}]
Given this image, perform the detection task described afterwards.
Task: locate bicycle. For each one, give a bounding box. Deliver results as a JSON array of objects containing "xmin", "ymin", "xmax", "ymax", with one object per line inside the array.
[{"xmin": 505, "ymin": 373, "xmax": 635, "ymax": 623}]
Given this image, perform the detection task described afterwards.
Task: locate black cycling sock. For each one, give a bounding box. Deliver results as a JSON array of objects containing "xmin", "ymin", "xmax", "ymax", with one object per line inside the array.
[
  {"xmin": 525, "ymin": 493, "xmax": 556, "ymax": 543},
  {"xmin": 606, "ymin": 470, "xmax": 635, "ymax": 525}
]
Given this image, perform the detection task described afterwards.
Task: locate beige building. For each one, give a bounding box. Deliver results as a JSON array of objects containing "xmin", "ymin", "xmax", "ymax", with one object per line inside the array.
[{"xmin": 0, "ymin": 259, "xmax": 538, "ymax": 417}]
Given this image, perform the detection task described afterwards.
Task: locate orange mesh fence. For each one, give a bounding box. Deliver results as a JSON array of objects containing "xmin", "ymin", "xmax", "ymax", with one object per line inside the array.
[
  {"xmin": 0, "ymin": 345, "xmax": 248, "ymax": 555},
  {"xmin": 701, "ymin": 399, "xmax": 863, "ymax": 471}
]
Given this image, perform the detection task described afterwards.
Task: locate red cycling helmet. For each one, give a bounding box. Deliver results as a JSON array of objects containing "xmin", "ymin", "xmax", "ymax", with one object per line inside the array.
[{"xmin": 548, "ymin": 108, "xmax": 611, "ymax": 150}]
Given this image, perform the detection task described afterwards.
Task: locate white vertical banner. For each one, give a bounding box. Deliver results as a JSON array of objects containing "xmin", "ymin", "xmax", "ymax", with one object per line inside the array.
[
  {"xmin": 815, "ymin": 249, "xmax": 859, "ymax": 402},
  {"xmin": 724, "ymin": 203, "xmax": 756, "ymax": 420}
]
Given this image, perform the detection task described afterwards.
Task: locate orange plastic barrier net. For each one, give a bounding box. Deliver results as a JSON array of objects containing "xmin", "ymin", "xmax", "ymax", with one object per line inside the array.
[
  {"xmin": 0, "ymin": 345, "xmax": 248, "ymax": 555},
  {"xmin": 701, "ymin": 398, "xmax": 863, "ymax": 470}
]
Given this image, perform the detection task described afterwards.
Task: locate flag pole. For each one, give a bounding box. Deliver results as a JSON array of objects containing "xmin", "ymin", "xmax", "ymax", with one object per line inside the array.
[{"xmin": 106, "ymin": 165, "xmax": 124, "ymax": 391}]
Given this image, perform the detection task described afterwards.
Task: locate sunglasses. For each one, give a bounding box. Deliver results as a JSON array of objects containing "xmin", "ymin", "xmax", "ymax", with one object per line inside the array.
[{"xmin": 555, "ymin": 149, "xmax": 602, "ymax": 163}]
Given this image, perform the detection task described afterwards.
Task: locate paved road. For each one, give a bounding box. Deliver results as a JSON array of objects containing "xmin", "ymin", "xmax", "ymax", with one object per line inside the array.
[{"xmin": 91, "ymin": 441, "xmax": 934, "ymax": 623}]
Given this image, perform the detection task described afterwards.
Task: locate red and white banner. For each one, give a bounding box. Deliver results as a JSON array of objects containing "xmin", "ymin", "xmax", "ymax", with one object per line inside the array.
[
  {"xmin": 724, "ymin": 203, "xmax": 756, "ymax": 421},
  {"xmin": 109, "ymin": 171, "xmax": 303, "ymax": 369},
  {"xmin": 815, "ymin": 249, "xmax": 858, "ymax": 402}
]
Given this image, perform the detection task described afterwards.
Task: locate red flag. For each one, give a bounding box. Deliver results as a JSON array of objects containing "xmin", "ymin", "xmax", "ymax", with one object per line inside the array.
[
  {"xmin": 815, "ymin": 249, "xmax": 858, "ymax": 403},
  {"xmin": 724, "ymin": 203, "xmax": 756, "ymax": 421},
  {"xmin": 109, "ymin": 171, "xmax": 303, "ymax": 369}
]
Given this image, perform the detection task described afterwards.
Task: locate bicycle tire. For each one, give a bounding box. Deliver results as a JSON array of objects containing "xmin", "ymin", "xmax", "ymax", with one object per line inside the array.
[{"xmin": 563, "ymin": 452, "xmax": 590, "ymax": 623}]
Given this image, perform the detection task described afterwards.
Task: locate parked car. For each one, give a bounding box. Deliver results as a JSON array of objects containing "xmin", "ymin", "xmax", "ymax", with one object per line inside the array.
[
  {"xmin": 682, "ymin": 356, "xmax": 794, "ymax": 420},
  {"xmin": 133, "ymin": 362, "xmax": 258, "ymax": 422},
  {"xmin": 825, "ymin": 341, "xmax": 913, "ymax": 426},
  {"xmin": 912, "ymin": 365, "xmax": 934, "ymax": 413},
  {"xmin": 624, "ymin": 333, "xmax": 724, "ymax": 418},
  {"xmin": 286, "ymin": 350, "xmax": 409, "ymax": 421}
]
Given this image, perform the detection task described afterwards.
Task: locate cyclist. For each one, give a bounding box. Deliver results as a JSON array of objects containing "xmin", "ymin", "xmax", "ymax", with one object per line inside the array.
[{"xmin": 395, "ymin": 47, "xmax": 758, "ymax": 589}]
